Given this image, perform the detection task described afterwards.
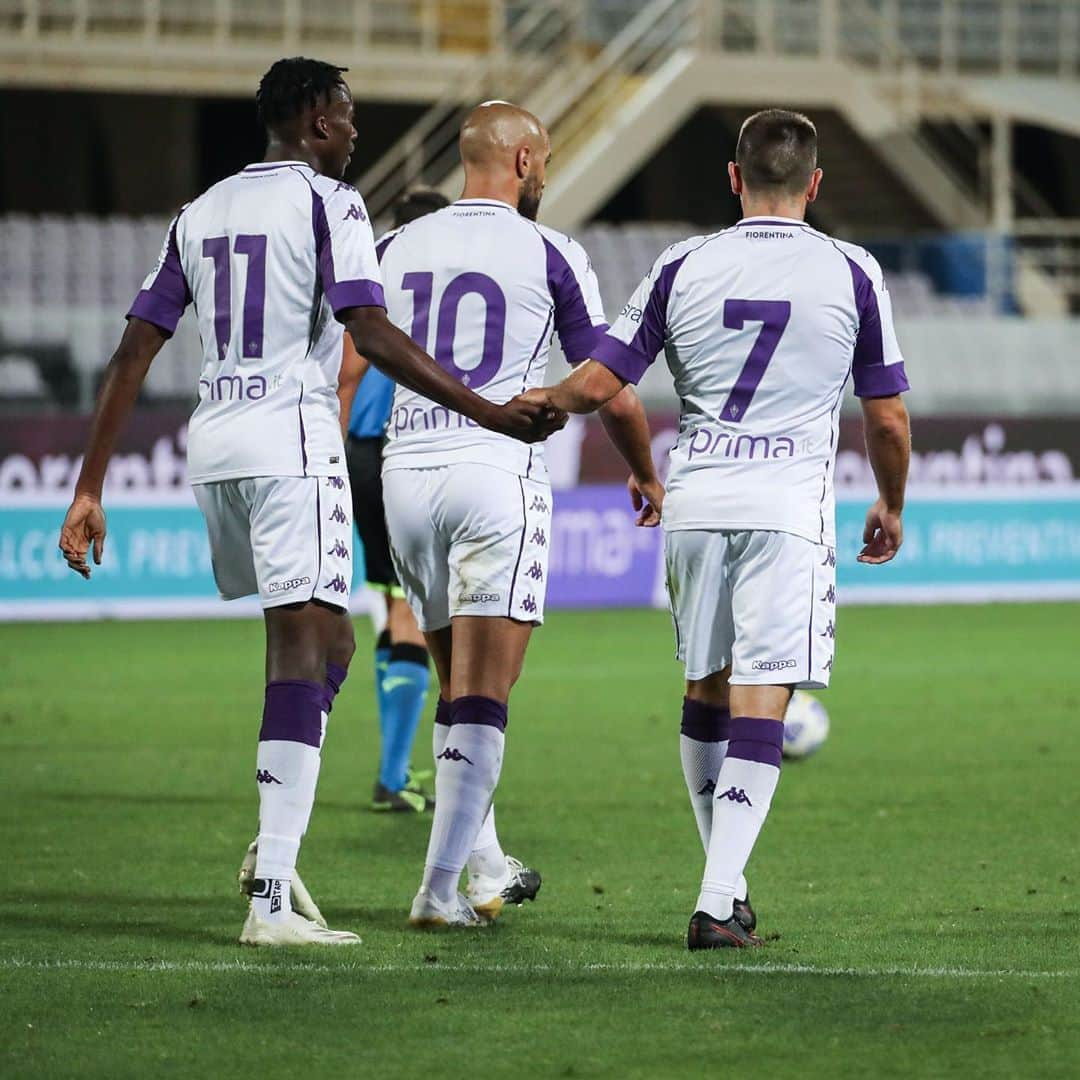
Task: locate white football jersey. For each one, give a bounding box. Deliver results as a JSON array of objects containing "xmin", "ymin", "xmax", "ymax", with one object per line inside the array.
[
  {"xmin": 379, "ymin": 198, "xmax": 608, "ymax": 480},
  {"xmin": 129, "ymin": 161, "xmax": 384, "ymax": 484},
  {"xmin": 594, "ymin": 216, "xmax": 910, "ymax": 545}
]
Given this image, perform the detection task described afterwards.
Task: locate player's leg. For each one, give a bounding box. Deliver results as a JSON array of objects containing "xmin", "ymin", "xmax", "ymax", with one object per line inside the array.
[
  {"xmin": 418, "ymin": 615, "xmax": 531, "ymax": 915},
  {"xmin": 424, "ymin": 624, "xmax": 535, "ymax": 916},
  {"xmin": 348, "ymin": 435, "xmax": 433, "ymax": 811},
  {"xmin": 372, "ymin": 593, "xmax": 433, "ymax": 811},
  {"xmin": 689, "ymin": 530, "xmax": 812, "ymax": 950},
  {"xmin": 408, "ymin": 466, "xmax": 551, "ymax": 926},
  {"xmin": 240, "ymin": 475, "xmax": 360, "ymax": 945}
]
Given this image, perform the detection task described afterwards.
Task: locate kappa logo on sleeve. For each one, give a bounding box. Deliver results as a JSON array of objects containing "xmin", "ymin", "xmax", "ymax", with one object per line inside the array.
[{"xmin": 343, "ymin": 204, "xmax": 367, "ymax": 222}]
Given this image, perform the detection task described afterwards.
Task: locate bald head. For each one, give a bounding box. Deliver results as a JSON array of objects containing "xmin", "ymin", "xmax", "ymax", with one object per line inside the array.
[
  {"xmin": 459, "ymin": 101, "xmax": 550, "ymax": 219},
  {"xmin": 460, "ymin": 101, "xmax": 548, "ymax": 170}
]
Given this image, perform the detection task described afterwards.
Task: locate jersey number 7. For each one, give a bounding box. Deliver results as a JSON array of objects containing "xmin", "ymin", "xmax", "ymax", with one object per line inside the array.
[{"xmin": 719, "ymin": 299, "xmax": 791, "ymax": 422}]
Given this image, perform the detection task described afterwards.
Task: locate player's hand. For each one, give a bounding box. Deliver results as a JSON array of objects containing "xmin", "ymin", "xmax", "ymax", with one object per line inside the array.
[
  {"xmin": 58, "ymin": 493, "xmax": 107, "ymax": 579},
  {"xmin": 628, "ymin": 475, "xmax": 664, "ymax": 527},
  {"xmin": 858, "ymin": 500, "xmax": 902, "ymax": 564},
  {"xmin": 495, "ymin": 394, "xmax": 568, "ymax": 444}
]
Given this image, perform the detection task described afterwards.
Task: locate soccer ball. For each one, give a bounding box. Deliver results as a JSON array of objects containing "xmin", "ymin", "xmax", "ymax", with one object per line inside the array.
[{"xmin": 782, "ymin": 691, "xmax": 829, "ymax": 759}]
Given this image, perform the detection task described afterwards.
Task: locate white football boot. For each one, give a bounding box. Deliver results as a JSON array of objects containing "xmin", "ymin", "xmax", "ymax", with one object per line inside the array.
[
  {"xmin": 408, "ymin": 887, "xmax": 486, "ymax": 929},
  {"xmin": 239, "ymin": 906, "xmax": 361, "ymax": 947},
  {"xmin": 237, "ymin": 840, "xmax": 327, "ymax": 928},
  {"xmin": 466, "ymin": 855, "xmax": 542, "ymax": 922}
]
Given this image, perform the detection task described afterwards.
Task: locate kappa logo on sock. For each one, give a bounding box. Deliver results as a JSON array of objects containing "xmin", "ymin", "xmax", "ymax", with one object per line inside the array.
[
  {"xmin": 256, "ymin": 769, "xmax": 282, "ymax": 784},
  {"xmin": 437, "ymin": 747, "xmax": 473, "ymax": 765},
  {"xmin": 697, "ymin": 780, "xmax": 716, "ymax": 796},
  {"xmin": 717, "ymin": 786, "xmax": 753, "ymax": 806}
]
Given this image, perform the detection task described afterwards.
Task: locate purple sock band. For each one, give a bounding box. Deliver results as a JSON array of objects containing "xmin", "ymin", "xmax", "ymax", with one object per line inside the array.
[
  {"xmin": 727, "ymin": 716, "xmax": 785, "ymax": 768},
  {"xmin": 260, "ymin": 680, "xmax": 325, "ymax": 748},
  {"xmin": 434, "ymin": 698, "xmax": 452, "ymax": 727},
  {"xmin": 324, "ymin": 662, "xmax": 349, "ymax": 713},
  {"xmin": 449, "ymin": 695, "xmax": 508, "ymax": 733},
  {"xmin": 680, "ymin": 698, "xmax": 730, "ymax": 742}
]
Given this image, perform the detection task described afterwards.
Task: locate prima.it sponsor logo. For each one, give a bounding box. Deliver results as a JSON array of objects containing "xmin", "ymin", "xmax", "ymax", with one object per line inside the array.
[
  {"xmin": 198, "ymin": 375, "xmax": 268, "ymax": 401},
  {"xmin": 687, "ymin": 428, "xmax": 800, "ymax": 461},
  {"xmin": 268, "ymin": 576, "xmax": 311, "ymax": 594},
  {"xmin": 752, "ymin": 659, "xmax": 796, "ymax": 672}
]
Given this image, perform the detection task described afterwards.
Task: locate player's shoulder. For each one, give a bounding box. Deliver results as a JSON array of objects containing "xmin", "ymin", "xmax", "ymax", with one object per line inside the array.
[
  {"xmin": 653, "ymin": 227, "xmax": 739, "ymax": 279},
  {"xmin": 805, "ymin": 227, "xmax": 885, "ymax": 284}
]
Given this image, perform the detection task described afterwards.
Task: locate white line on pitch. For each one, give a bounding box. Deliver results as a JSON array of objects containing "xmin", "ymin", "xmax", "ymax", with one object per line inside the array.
[{"xmin": 0, "ymin": 958, "xmax": 1073, "ymax": 979}]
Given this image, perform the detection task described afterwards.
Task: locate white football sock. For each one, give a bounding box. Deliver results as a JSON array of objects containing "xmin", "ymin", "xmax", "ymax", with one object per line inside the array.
[
  {"xmin": 680, "ymin": 733, "xmax": 728, "ymax": 850},
  {"xmin": 253, "ymin": 680, "xmax": 328, "ymax": 923},
  {"xmin": 696, "ymin": 717, "xmax": 784, "ymax": 921},
  {"xmin": 421, "ymin": 697, "xmax": 506, "ymax": 905},
  {"xmin": 468, "ymin": 805, "xmax": 506, "ymax": 880}
]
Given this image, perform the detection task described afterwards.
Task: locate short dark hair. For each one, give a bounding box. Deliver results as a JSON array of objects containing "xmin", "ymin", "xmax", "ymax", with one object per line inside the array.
[
  {"xmin": 256, "ymin": 57, "xmax": 349, "ymax": 132},
  {"xmin": 393, "ymin": 188, "xmax": 450, "ymax": 228},
  {"xmin": 735, "ymin": 109, "xmax": 817, "ymax": 195}
]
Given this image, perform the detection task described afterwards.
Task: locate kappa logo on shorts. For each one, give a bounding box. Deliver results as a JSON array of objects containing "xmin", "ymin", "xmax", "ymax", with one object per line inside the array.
[
  {"xmin": 267, "ymin": 576, "xmax": 311, "ymax": 594},
  {"xmin": 752, "ymin": 659, "xmax": 796, "ymax": 672},
  {"xmin": 437, "ymin": 747, "xmax": 473, "ymax": 765},
  {"xmin": 520, "ymin": 595, "xmax": 538, "ymax": 615},
  {"xmin": 717, "ymin": 786, "xmax": 753, "ymax": 806},
  {"xmin": 822, "ymin": 548, "xmax": 836, "ymax": 568},
  {"xmin": 820, "ymin": 584, "xmax": 836, "ymax": 604},
  {"xmin": 255, "ymin": 769, "xmax": 282, "ymax": 784},
  {"xmin": 323, "ymin": 575, "xmax": 349, "ymax": 595},
  {"xmin": 530, "ymin": 495, "xmax": 549, "ymax": 513},
  {"xmin": 460, "ymin": 592, "xmax": 500, "ymax": 604},
  {"xmin": 821, "ymin": 620, "xmax": 836, "ymax": 640},
  {"xmin": 525, "ymin": 561, "xmax": 544, "ymax": 581},
  {"xmin": 329, "ymin": 504, "xmax": 349, "ymax": 525},
  {"xmin": 326, "ymin": 476, "xmax": 346, "ymax": 490},
  {"xmin": 530, "ymin": 527, "xmax": 547, "ymax": 547},
  {"xmin": 327, "ymin": 540, "xmax": 350, "ymax": 559},
  {"xmin": 823, "ymin": 658, "xmax": 834, "ymax": 671},
  {"xmin": 697, "ymin": 780, "xmax": 716, "ymax": 797}
]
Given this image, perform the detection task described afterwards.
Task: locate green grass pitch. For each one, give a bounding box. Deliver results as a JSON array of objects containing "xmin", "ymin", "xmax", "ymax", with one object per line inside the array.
[{"xmin": 1, "ymin": 605, "xmax": 1078, "ymax": 1078}]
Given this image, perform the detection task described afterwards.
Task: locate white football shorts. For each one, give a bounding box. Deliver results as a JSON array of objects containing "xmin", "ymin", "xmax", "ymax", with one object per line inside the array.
[
  {"xmin": 382, "ymin": 463, "xmax": 552, "ymax": 631},
  {"xmin": 193, "ymin": 475, "xmax": 353, "ymax": 609},
  {"xmin": 665, "ymin": 528, "xmax": 836, "ymax": 688}
]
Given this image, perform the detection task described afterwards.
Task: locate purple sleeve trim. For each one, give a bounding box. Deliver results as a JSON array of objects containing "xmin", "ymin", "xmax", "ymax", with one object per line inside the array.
[
  {"xmin": 846, "ymin": 255, "xmax": 909, "ymax": 398},
  {"xmin": 311, "ymin": 187, "xmax": 336, "ymax": 292},
  {"xmin": 854, "ymin": 361, "xmax": 909, "ymax": 397},
  {"xmin": 127, "ymin": 215, "xmax": 190, "ymax": 335},
  {"xmin": 327, "ymin": 279, "xmax": 386, "ymax": 318},
  {"xmin": 591, "ymin": 333, "xmax": 651, "ymax": 385},
  {"xmin": 375, "ymin": 233, "xmax": 396, "ymax": 263},
  {"xmin": 544, "ymin": 237, "xmax": 604, "ymax": 362}
]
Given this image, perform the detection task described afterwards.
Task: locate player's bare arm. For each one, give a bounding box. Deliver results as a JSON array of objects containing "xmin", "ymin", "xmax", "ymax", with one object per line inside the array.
[
  {"xmin": 597, "ymin": 388, "xmax": 664, "ymax": 527},
  {"xmin": 344, "ymin": 305, "xmax": 565, "ymax": 444},
  {"xmin": 337, "ymin": 332, "xmax": 370, "ymax": 439},
  {"xmin": 58, "ymin": 317, "xmax": 169, "ymax": 578},
  {"xmin": 858, "ymin": 393, "xmax": 911, "ymax": 565},
  {"xmin": 529, "ymin": 358, "xmax": 626, "ymax": 415}
]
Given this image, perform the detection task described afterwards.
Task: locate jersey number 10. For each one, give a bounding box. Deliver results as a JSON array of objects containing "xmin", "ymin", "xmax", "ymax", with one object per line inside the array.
[{"xmin": 402, "ymin": 271, "xmax": 506, "ymax": 389}]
